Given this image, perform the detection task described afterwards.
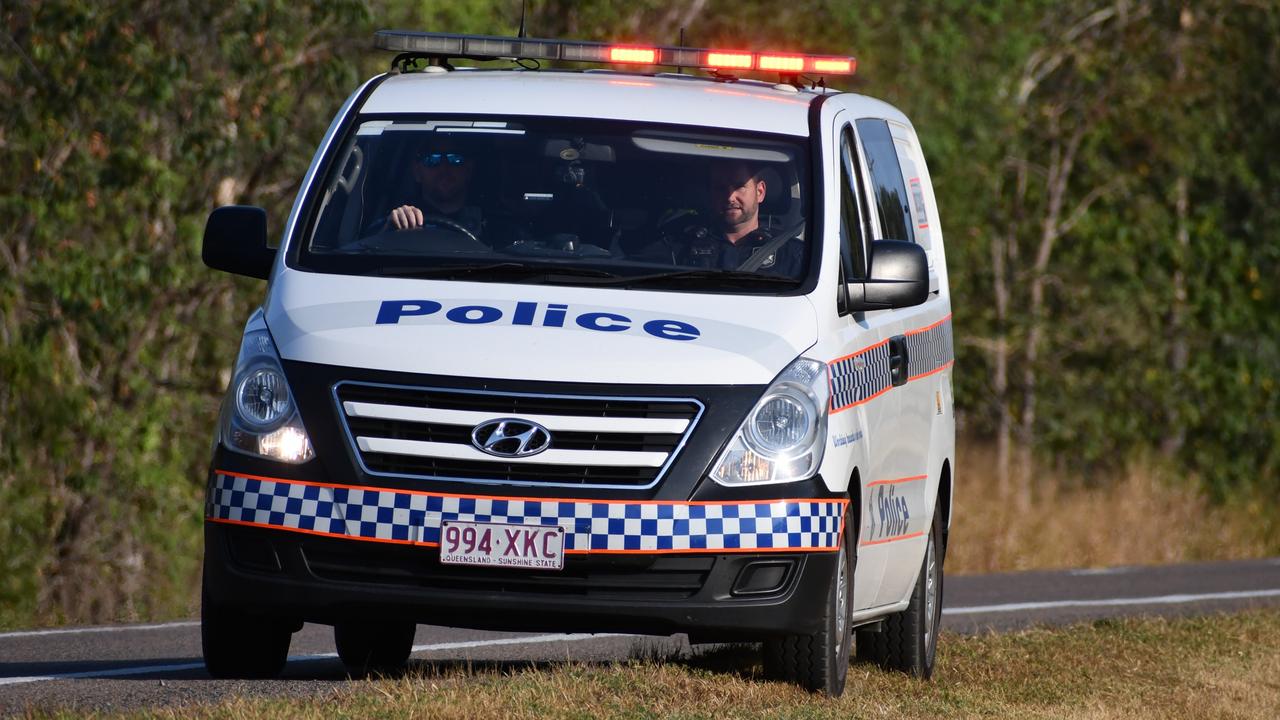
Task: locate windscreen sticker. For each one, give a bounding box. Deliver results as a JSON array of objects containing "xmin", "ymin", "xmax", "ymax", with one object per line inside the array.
[{"xmin": 909, "ymin": 177, "xmax": 929, "ymax": 230}]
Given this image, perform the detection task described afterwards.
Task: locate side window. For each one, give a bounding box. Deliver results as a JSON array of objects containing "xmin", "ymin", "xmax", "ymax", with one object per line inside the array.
[
  {"xmin": 855, "ymin": 118, "xmax": 913, "ymax": 244},
  {"xmin": 839, "ymin": 127, "xmax": 867, "ymax": 281},
  {"xmin": 891, "ymin": 131, "xmax": 933, "ymax": 253}
]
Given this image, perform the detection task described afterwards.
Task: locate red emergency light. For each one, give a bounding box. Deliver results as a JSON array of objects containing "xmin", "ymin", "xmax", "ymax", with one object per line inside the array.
[
  {"xmin": 374, "ymin": 30, "xmax": 857, "ymax": 78},
  {"xmin": 609, "ymin": 46, "xmax": 658, "ymax": 64},
  {"xmin": 757, "ymin": 54, "xmax": 806, "ymax": 72},
  {"xmin": 705, "ymin": 51, "xmax": 754, "ymax": 70}
]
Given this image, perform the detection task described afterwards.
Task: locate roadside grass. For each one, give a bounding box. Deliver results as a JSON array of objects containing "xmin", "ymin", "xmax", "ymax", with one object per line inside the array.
[
  {"xmin": 947, "ymin": 443, "xmax": 1280, "ymax": 575},
  {"xmin": 55, "ymin": 608, "xmax": 1280, "ymax": 720}
]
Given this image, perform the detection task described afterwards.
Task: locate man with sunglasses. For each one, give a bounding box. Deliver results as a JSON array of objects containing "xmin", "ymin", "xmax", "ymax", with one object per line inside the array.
[{"xmin": 381, "ymin": 136, "xmax": 484, "ymax": 240}]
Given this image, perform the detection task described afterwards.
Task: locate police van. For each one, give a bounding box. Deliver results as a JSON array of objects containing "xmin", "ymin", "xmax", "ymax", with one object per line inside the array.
[{"xmin": 200, "ymin": 30, "xmax": 954, "ymax": 696}]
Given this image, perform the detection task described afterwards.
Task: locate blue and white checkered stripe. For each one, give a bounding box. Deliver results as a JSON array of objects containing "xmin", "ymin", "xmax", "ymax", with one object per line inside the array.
[
  {"xmin": 905, "ymin": 316, "xmax": 954, "ymax": 380},
  {"xmin": 207, "ymin": 473, "xmax": 846, "ymax": 553},
  {"xmin": 828, "ymin": 341, "xmax": 893, "ymax": 412},
  {"xmin": 828, "ymin": 315, "xmax": 953, "ymax": 413}
]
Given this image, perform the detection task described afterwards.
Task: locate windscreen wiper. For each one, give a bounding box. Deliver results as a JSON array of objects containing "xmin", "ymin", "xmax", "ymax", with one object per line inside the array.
[
  {"xmin": 610, "ymin": 269, "xmax": 801, "ymax": 288},
  {"xmin": 374, "ymin": 262, "xmax": 620, "ymax": 282}
]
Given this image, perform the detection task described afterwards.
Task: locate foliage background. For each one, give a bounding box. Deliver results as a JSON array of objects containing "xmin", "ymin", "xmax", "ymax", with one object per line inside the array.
[{"xmin": 1, "ymin": 0, "xmax": 1277, "ymax": 627}]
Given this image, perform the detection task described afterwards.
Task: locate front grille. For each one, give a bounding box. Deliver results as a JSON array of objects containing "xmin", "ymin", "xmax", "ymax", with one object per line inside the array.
[
  {"xmin": 303, "ymin": 542, "xmax": 712, "ymax": 600},
  {"xmin": 333, "ymin": 381, "xmax": 703, "ymax": 489}
]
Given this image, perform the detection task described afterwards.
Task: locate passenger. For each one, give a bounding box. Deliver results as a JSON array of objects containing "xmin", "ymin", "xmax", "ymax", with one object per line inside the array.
[
  {"xmin": 682, "ymin": 160, "xmax": 805, "ymax": 277},
  {"xmin": 640, "ymin": 160, "xmax": 804, "ymax": 276}
]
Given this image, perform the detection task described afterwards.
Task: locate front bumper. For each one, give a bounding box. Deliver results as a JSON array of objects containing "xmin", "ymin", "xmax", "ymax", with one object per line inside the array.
[
  {"xmin": 204, "ymin": 468, "xmax": 845, "ymax": 638},
  {"xmin": 205, "ymin": 365, "xmax": 846, "ymax": 638}
]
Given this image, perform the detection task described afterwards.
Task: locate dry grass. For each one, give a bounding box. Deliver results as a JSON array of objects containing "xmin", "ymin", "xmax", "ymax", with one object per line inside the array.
[
  {"xmin": 64, "ymin": 609, "xmax": 1280, "ymax": 720},
  {"xmin": 947, "ymin": 442, "xmax": 1280, "ymax": 574}
]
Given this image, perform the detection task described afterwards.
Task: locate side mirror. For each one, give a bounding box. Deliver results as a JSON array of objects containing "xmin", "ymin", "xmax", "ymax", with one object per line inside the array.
[
  {"xmin": 202, "ymin": 205, "xmax": 275, "ymax": 280},
  {"xmin": 845, "ymin": 240, "xmax": 929, "ymax": 312}
]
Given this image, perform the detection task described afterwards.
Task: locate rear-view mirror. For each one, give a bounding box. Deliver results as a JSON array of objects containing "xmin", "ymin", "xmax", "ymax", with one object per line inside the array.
[
  {"xmin": 845, "ymin": 240, "xmax": 929, "ymax": 312},
  {"xmin": 202, "ymin": 205, "xmax": 274, "ymax": 280}
]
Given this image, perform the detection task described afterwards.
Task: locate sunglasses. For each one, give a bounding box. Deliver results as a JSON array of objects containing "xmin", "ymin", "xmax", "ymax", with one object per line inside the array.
[{"xmin": 419, "ymin": 152, "xmax": 466, "ymax": 168}]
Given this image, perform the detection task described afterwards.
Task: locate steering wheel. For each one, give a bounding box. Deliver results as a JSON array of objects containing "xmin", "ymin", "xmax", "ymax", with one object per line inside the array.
[{"xmin": 421, "ymin": 215, "xmax": 481, "ymax": 245}]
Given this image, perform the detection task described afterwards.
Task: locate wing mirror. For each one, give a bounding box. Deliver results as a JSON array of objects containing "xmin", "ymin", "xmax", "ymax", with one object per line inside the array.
[
  {"xmin": 202, "ymin": 205, "xmax": 275, "ymax": 280},
  {"xmin": 845, "ymin": 240, "xmax": 929, "ymax": 312}
]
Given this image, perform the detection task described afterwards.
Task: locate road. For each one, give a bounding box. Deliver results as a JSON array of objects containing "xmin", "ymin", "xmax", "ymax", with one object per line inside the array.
[{"xmin": 2, "ymin": 557, "xmax": 1278, "ymax": 715}]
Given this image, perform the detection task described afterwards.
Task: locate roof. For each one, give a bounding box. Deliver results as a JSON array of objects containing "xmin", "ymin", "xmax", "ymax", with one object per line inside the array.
[{"xmin": 358, "ymin": 70, "xmax": 824, "ymax": 136}]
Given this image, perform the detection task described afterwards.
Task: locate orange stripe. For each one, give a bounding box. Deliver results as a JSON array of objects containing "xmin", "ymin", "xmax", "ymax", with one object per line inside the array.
[
  {"xmin": 908, "ymin": 359, "xmax": 954, "ymax": 382},
  {"xmin": 214, "ymin": 470, "xmax": 848, "ymax": 510},
  {"xmin": 207, "ymin": 516, "xmax": 440, "ymax": 548},
  {"xmin": 570, "ymin": 544, "xmax": 839, "ymax": 555},
  {"xmin": 828, "ymin": 337, "xmax": 891, "ymax": 365},
  {"xmin": 208, "ymin": 518, "xmax": 843, "ymax": 555},
  {"xmin": 860, "ymin": 531, "xmax": 925, "ymax": 547},
  {"xmin": 208, "ymin": 515, "xmax": 839, "ymax": 556},
  {"xmin": 904, "ymin": 313, "xmax": 953, "ymax": 337},
  {"xmin": 866, "ymin": 475, "xmax": 927, "ymax": 488},
  {"xmin": 827, "ymin": 314, "xmax": 951, "ymax": 367},
  {"xmin": 829, "ymin": 384, "xmax": 892, "ymax": 414}
]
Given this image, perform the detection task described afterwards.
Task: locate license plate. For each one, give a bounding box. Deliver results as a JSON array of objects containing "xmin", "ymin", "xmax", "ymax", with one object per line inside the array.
[{"xmin": 439, "ymin": 521, "xmax": 566, "ymax": 571}]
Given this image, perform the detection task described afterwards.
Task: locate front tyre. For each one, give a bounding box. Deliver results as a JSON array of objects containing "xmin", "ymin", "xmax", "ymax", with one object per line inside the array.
[
  {"xmin": 762, "ymin": 516, "xmax": 853, "ymax": 696},
  {"xmin": 856, "ymin": 508, "xmax": 944, "ymax": 678},
  {"xmin": 201, "ymin": 585, "xmax": 293, "ymax": 679}
]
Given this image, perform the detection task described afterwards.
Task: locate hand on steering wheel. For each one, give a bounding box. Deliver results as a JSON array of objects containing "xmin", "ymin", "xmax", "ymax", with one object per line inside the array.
[
  {"xmin": 420, "ymin": 214, "xmax": 481, "ymax": 245},
  {"xmin": 386, "ymin": 204, "xmax": 481, "ymax": 245}
]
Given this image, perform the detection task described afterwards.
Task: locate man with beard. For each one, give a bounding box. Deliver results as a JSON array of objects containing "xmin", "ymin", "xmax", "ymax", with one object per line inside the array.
[
  {"xmin": 374, "ymin": 134, "xmax": 484, "ymax": 241},
  {"xmin": 676, "ymin": 160, "xmax": 805, "ymax": 278}
]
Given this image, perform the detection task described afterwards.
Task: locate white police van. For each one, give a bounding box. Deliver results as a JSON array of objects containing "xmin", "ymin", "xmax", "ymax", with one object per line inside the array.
[{"xmin": 200, "ymin": 30, "xmax": 954, "ymax": 696}]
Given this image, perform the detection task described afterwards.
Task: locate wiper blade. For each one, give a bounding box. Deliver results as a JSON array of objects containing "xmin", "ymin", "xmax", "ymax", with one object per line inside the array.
[
  {"xmin": 613, "ymin": 269, "xmax": 801, "ymax": 288},
  {"xmin": 373, "ymin": 262, "xmax": 621, "ymax": 282}
]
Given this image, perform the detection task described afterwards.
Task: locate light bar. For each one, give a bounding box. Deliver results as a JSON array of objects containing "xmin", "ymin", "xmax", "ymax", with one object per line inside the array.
[
  {"xmin": 706, "ymin": 51, "xmax": 754, "ymax": 70},
  {"xmin": 811, "ymin": 57, "xmax": 856, "ymax": 74},
  {"xmin": 758, "ymin": 55, "xmax": 805, "ymax": 72},
  {"xmin": 374, "ymin": 30, "xmax": 856, "ymax": 76},
  {"xmin": 609, "ymin": 46, "xmax": 658, "ymax": 64}
]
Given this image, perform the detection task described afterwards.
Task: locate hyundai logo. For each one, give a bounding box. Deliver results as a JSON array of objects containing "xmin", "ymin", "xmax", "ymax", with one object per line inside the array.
[{"xmin": 470, "ymin": 418, "xmax": 552, "ymax": 458}]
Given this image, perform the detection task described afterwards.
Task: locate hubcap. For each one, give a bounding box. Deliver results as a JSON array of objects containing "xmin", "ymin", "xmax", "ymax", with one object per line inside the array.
[{"xmin": 923, "ymin": 533, "xmax": 938, "ymax": 652}]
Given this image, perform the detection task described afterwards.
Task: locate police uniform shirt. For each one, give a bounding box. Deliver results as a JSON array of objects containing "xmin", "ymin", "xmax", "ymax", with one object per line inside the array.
[{"xmin": 684, "ymin": 228, "xmax": 805, "ymax": 278}]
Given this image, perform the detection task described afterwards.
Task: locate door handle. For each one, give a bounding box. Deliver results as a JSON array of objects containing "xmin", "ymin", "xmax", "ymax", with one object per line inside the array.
[{"xmin": 889, "ymin": 335, "xmax": 909, "ymax": 387}]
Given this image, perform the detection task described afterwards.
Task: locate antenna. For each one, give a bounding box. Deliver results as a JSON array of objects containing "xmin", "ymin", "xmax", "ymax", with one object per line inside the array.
[
  {"xmin": 677, "ymin": 27, "xmax": 685, "ymax": 74},
  {"xmin": 518, "ymin": 0, "xmax": 528, "ymax": 38}
]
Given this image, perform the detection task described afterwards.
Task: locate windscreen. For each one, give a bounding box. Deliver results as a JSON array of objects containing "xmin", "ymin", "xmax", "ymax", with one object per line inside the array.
[{"xmin": 297, "ymin": 116, "xmax": 813, "ymax": 293}]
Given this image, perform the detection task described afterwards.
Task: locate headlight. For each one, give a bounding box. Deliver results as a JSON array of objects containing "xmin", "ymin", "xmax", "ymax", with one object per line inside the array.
[
  {"xmin": 235, "ymin": 367, "xmax": 291, "ymax": 429},
  {"xmin": 219, "ymin": 311, "xmax": 315, "ymax": 464},
  {"xmin": 711, "ymin": 357, "xmax": 829, "ymax": 486}
]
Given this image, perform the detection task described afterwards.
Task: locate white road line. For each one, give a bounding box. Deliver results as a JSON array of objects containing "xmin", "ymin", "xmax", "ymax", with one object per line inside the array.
[
  {"xmin": 1067, "ymin": 567, "xmax": 1133, "ymax": 576},
  {"xmin": 944, "ymin": 588, "xmax": 1280, "ymax": 615},
  {"xmin": 0, "ymin": 621, "xmax": 199, "ymax": 640},
  {"xmin": 0, "ymin": 632, "xmax": 630, "ymax": 687}
]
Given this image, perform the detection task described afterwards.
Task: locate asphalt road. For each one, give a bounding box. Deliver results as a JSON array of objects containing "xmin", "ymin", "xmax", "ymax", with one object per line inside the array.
[{"xmin": 2, "ymin": 557, "xmax": 1278, "ymax": 715}]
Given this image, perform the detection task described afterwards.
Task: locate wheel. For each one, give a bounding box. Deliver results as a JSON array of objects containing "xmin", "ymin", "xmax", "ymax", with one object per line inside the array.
[
  {"xmin": 761, "ymin": 512, "xmax": 853, "ymax": 696},
  {"xmin": 855, "ymin": 507, "xmax": 944, "ymax": 678},
  {"xmin": 201, "ymin": 585, "xmax": 292, "ymax": 679},
  {"xmin": 334, "ymin": 620, "xmax": 417, "ymax": 678}
]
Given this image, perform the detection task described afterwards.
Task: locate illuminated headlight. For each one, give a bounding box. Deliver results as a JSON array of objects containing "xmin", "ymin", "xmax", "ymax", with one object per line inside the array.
[
  {"xmin": 219, "ymin": 311, "xmax": 314, "ymax": 464},
  {"xmin": 711, "ymin": 358, "xmax": 829, "ymax": 486}
]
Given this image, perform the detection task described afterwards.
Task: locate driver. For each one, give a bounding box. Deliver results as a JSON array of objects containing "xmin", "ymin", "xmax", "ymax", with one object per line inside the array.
[
  {"xmin": 378, "ymin": 134, "xmax": 483, "ymax": 239},
  {"xmin": 680, "ymin": 160, "xmax": 804, "ymax": 277}
]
